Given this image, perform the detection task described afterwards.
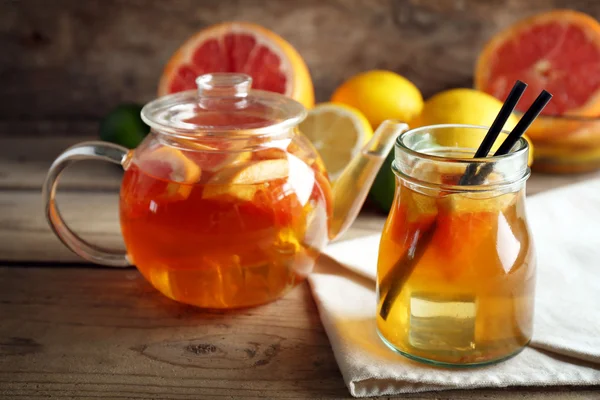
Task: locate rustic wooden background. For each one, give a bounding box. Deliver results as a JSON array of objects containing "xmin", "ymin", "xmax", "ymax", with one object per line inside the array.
[{"xmin": 2, "ymin": 0, "xmax": 600, "ymax": 137}]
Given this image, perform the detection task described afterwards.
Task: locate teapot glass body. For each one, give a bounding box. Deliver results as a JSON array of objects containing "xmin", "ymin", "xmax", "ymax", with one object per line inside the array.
[{"xmin": 120, "ymin": 128, "xmax": 331, "ymax": 308}]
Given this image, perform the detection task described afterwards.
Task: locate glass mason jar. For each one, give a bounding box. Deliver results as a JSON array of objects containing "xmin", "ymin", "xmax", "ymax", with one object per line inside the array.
[{"xmin": 376, "ymin": 124, "xmax": 536, "ymax": 366}]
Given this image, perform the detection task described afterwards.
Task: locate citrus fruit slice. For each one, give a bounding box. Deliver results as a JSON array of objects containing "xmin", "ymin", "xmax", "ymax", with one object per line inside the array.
[
  {"xmin": 439, "ymin": 192, "xmax": 518, "ymax": 214},
  {"xmin": 298, "ymin": 103, "xmax": 373, "ymax": 181},
  {"xmin": 433, "ymin": 210, "xmax": 496, "ymax": 271},
  {"xmin": 158, "ymin": 22, "xmax": 314, "ymax": 108},
  {"xmin": 172, "ymin": 138, "xmax": 251, "ymax": 172},
  {"xmin": 202, "ymin": 159, "xmax": 289, "ymax": 201},
  {"xmin": 331, "ymin": 70, "xmax": 423, "ymax": 129},
  {"xmin": 475, "ymin": 9, "xmax": 600, "ymax": 117},
  {"xmin": 138, "ymin": 146, "xmax": 201, "ymax": 183},
  {"xmin": 136, "ymin": 145, "xmax": 201, "ymax": 200}
]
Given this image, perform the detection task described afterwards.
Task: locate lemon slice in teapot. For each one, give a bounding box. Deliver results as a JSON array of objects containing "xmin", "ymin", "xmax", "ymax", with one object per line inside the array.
[{"xmin": 203, "ymin": 159, "xmax": 290, "ymax": 201}]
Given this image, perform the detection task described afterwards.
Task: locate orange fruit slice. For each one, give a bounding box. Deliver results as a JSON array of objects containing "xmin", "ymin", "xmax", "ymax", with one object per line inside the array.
[
  {"xmin": 137, "ymin": 145, "xmax": 201, "ymax": 200},
  {"xmin": 158, "ymin": 22, "xmax": 314, "ymax": 108},
  {"xmin": 172, "ymin": 138, "xmax": 251, "ymax": 172},
  {"xmin": 202, "ymin": 159, "xmax": 289, "ymax": 201},
  {"xmin": 475, "ymin": 10, "xmax": 600, "ymax": 118}
]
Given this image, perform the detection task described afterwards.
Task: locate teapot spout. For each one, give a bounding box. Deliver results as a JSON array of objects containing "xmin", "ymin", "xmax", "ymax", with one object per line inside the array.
[{"xmin": 328, "ymin": 120, "xmax": 410, "ymax": 241}]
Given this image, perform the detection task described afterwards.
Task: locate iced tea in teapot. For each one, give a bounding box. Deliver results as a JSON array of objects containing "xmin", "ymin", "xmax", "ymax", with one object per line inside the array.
[{"xmin": 120, "ymin": 134, "xmax": 332, "ymax": 308}]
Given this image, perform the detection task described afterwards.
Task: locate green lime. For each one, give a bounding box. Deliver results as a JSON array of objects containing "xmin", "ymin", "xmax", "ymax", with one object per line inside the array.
[
  {"xmin": 100, "ymin": 104, "xmax": 149, "ymax": 149},
  {"xmin": 369, "ymin": 149, "xmax": 397, "ymax": 212}
]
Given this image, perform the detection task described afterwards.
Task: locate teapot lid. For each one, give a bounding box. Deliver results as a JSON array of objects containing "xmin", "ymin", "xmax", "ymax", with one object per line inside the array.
[{"xmin": 141, "ymin": 73, "xmax": 307, "ymax": 136}]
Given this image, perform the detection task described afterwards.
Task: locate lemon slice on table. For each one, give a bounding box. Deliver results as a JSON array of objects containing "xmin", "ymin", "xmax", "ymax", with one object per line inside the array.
[{"xmin": 299, "ymin": 103, "xmax": 373, "ymax": 181}]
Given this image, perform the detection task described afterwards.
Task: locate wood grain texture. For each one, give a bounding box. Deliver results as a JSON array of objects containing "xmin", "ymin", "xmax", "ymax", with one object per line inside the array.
[
  {"xmin": 1, "ymin": 267, "xmax": 599, "ymax": 399},
  {"xmin": 3, "ymin": 0, "xmax": 600, "ymax": 134}
]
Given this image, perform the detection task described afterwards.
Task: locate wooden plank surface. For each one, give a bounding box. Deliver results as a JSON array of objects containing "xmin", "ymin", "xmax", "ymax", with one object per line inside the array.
[
  {"xmin": 3, "ymin": 0, "xmax": 600, "ymax": 134},
  {"xmin": 1, "ymin": 267, "xmax": 599, "ymax": 399}
]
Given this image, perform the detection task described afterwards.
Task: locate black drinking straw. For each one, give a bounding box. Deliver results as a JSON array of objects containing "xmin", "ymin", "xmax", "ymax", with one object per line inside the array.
[
  {"xmin": 378, "ymin": 86, "xmax": 552, "ymax": 321},
  {"xmin": 458, "ymin": 80, "xmax": 527, "ymax": 186},
  {"xmin": 470, "ymin": 89, "xmax": 553, "ymax": 185}
]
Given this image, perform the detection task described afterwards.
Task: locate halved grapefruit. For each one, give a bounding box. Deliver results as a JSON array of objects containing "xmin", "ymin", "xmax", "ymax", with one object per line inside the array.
[
  {"xmin": 159, "ymin": 22, "xmax": 314, "ymax": 108},
  {"xmin": 475, "ymin": 10, "xmax": 600, "ymax": 118}
]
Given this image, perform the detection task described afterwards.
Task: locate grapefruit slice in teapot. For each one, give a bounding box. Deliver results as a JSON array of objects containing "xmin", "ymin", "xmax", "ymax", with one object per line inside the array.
[{"xmin": 136, "ymin": 145, "xmax": 201, "ymax": 200}]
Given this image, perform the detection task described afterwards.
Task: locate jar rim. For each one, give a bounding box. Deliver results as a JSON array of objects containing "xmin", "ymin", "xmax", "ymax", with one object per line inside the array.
[
  {"xmin": 395, "ymin": 124, "xmax": 529, "ymax": 165},
  {"xmin": 393, "ymin": 124, "xmax": 530, "ymax": 192}
]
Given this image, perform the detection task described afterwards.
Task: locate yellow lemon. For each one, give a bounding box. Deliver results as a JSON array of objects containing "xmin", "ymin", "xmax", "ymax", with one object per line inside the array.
[
  {"xmin": 413, "ymin": 88, "xmax": 534, "ymax": 165},
  {"xmin": 331, "ymin": 70, "xmax": 423, "ymax": 128},
  {"xmin": 299, "ymin": 103, "xmax": 373, "ymax": 181}
]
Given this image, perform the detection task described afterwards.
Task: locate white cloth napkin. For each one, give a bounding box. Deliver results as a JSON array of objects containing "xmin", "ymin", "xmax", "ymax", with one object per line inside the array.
[{"xmin": 308, "ymin": 178, "xmax": 600, "ymax": 397}]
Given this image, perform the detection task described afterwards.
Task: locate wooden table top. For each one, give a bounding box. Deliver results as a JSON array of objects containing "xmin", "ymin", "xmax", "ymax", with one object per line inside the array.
[{"xmin": 1, "ymin": 136, "xmax": 599, "ymax": 399}]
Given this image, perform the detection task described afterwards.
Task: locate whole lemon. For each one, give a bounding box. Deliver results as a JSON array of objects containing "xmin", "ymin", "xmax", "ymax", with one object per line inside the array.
[
  {"xmin": 412, "ymin": 88, "xmax": 534, "ymax": 164},
  {"xmin": 331, "ymin": 70, "xmax": 423, "ymax": 128}
]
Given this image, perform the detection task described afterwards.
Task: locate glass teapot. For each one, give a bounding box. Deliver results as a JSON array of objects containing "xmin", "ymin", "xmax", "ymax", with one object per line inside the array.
[{"xmin": 43, "ymin": 73, "xmax": 408, "ymax": 308}]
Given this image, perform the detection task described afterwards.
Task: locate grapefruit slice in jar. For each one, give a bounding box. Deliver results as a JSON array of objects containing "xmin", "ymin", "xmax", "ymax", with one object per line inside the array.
[
  {"xmin": 158, "ymin": 22, "xmax": 314, "ymax": 108},
  {"xmin": 136, "ymin": 145, "xmax": 201, "ymax": 201},
  {"xmin": 475, "ymin": 10, "xmax": 600, "ymax": 141}
]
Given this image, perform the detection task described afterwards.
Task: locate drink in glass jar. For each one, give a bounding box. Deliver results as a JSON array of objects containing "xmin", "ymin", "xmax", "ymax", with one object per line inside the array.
[{"xmin": 377, "ymin": 124, "xmax": 535, "ymax": 366}]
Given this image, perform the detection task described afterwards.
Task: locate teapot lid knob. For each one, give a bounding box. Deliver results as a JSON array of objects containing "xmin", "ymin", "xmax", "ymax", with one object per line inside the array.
[{"xmin": 196, "ymin": 73, "xmax": 252, "ymax": 99}]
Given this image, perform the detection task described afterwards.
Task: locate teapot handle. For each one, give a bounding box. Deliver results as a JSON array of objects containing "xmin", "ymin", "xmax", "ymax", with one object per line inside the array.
[{"xmin": 42, "ymin": 141, "xmax": 132, "ymax": 267}]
